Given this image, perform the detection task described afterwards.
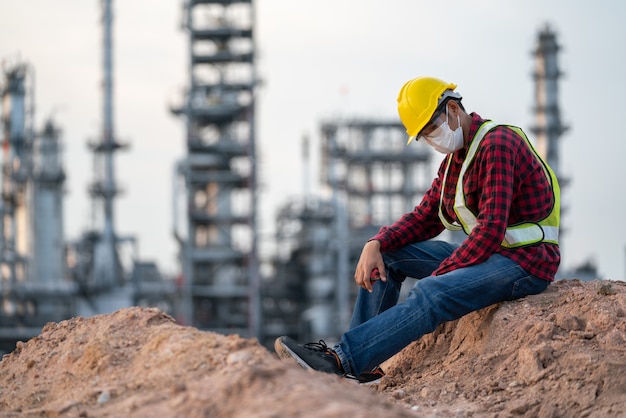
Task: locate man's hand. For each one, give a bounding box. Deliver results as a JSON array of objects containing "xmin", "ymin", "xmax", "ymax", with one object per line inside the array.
[{"xmin": 354, "ymin": 240, "xmax": 387, "ymax": 293}]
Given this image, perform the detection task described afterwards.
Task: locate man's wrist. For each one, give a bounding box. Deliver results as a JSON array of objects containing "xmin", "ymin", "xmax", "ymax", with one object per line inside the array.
[{"xmin": 367, "ymin": 239, "xmax": 381, "ymax": 250}]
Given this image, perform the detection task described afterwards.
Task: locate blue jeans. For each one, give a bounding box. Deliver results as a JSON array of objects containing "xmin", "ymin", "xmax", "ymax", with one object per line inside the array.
[{"xmin": 333, "ymin": 240, "xmax": 549, "ymax": 376}]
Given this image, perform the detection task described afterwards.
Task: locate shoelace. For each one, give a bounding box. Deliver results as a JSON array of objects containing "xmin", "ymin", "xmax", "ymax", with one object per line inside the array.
[
  {"xmin": 301, "ymin": 339, "xmax": 381, "ymax": 382},
  {"xmin": 303, "ymin": 340, "xmax": 331, "ymax": 353},
  {"xmin": 303, "ymin": 340, "xmax": 347, "ymax": 376}
]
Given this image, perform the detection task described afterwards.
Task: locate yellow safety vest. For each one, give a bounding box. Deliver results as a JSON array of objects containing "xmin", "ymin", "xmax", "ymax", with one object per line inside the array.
[{"xmin": 438, "ymin": 121, "xmax": 560, "ymax": 248}]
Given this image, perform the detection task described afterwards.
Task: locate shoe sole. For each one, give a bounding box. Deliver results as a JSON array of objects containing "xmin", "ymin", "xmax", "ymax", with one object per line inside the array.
[
  {"xmin": 274, "ymin": 337, "xmax": 315, "ymax": 371},
  {"xmin": 273, "ymin": 337, "xmax": 292, "ymax": 360},
  {"xmin": 359, "ymin": 377, "xmax": 383, "ymax": 386}
]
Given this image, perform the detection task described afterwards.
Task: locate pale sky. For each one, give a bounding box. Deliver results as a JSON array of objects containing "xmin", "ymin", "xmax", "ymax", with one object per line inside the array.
[{"xmin": 1, "ymin": 1, "xmax": 625, "ymax": 280}]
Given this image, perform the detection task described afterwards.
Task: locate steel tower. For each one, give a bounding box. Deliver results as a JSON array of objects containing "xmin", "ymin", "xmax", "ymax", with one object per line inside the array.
[
  {"xmin": 173, "ymin": 0, "xmax": 259, "ymax": 337},
  {"xmin": 531, "ymin": 24, "xmax": 569, "ymax": 252},
  {"xmin": 84, "ymin": 0, "xmax": 125, "ymax": 291},
  {"xmin": 32, "ymin": 120, "xmax": 66, "ymax": 285},
  {"xmin": 0, "ymin": 63, "xmax": 32, "ymax": 286},
  {"xmin": 531, "ymin": 25, "xmax": 569, "ymax": 177}
]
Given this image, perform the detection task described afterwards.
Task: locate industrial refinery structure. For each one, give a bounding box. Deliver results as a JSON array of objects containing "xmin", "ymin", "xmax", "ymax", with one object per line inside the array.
[
  {"xmin": 170, "ymin": 0, "xmax": 260, "ymax": 338},
  {"xmin": 260, "ymin": 24, "xmax": 576, "ymax": 345},
  {"xmin": 0, "ymin": 0, "xmax": 170, "ymax": 353},
  {"xmin": 0, "ymin": 0, "xmax": 577, "ymax": 353},
  {"xmin": 0, "ymin": 63, "xmax": 75, "ymax": 349},
  {"xmin": 261, "ymin": 121, "xmax": 435, "ymax": 345}
]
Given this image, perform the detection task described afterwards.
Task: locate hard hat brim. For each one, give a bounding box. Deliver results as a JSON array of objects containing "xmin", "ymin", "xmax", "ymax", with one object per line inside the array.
[{"xmin": 406, "ymin": 134, "xmax": 418, "ymax": 145}]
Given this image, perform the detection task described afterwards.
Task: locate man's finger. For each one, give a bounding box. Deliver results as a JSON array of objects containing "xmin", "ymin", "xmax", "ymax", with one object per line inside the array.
[{"xmin": 363, "ymin": 275, "xmax": 373, "ymax": 292}]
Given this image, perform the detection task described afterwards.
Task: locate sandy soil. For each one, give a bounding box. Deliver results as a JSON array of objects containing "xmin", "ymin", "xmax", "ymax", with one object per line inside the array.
[{"xmin": 0, "ymin": 279, "xmax": 625, "ymax": 417}]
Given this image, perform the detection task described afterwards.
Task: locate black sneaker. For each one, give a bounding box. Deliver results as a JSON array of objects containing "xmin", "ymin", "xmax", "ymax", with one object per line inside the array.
[
  {"xmin": 274, "ymin": 337, "xmax": 345, "ymax": 377},
  {"xmin": 355, "ymin": 366, "xmax": 385, "ymax": 385}
]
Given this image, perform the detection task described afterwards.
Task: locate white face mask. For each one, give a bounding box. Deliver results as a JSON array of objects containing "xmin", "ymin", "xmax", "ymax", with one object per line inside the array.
[{"xmin": 422, "ymin": 108, "xmax": 464, "ymax": 154}]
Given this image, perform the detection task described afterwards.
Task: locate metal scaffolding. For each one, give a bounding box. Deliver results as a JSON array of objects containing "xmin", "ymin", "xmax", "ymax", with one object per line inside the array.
[
  {"xmin": 320, "ymin": 120, "xmax": 432, "ymax": 229},
  {"xmin": 264, "ymin": 198, "xmax": 338, "ymax": 345},
  {"xmin": 172, "ymin": 0, "xmax": 259, "ymax": 337}
]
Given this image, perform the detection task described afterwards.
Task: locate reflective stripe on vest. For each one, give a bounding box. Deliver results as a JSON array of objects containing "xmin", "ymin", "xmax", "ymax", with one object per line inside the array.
[{"xmin": 437, "ymin": 121, "xmax": 560, "ymax": 248}]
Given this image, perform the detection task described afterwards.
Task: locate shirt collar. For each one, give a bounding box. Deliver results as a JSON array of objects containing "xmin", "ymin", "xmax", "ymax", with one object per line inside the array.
[
  {"xmin": 451, "ymin": 112, "xmax": 486, "ymax": 163},
  {"xmin": 467, "ymin": 112, "xmax": 487, "ymax": 139}
]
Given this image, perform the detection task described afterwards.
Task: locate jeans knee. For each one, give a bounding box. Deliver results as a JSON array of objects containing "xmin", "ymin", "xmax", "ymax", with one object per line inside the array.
[{"xmin": 509, "ymin": 276, "xmax": 549, "ymax": 300}]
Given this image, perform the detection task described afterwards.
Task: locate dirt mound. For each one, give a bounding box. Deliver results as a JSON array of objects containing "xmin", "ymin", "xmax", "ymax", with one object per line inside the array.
[
  {"xmin": 1, "ymin": 279, "xmax": 625, "ymax": 417},
  {"xmin": 0, "ymin": 307, "xmax": 412, "ymax": 417},
  {"xmin": 379, "ymin": 279, "xmax": 626, "ymax": 417}
]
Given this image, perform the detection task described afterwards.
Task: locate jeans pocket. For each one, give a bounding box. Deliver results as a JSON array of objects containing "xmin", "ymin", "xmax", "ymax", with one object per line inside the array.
[{"xmin": 508, "ymin": 275, "xmax": 549, "ymax": 300}]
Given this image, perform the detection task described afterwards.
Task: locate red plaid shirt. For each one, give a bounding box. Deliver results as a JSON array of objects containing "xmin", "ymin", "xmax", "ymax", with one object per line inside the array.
[{"xmin": 371, "ymin": 113, "xmax": 560, "ymax": 281}]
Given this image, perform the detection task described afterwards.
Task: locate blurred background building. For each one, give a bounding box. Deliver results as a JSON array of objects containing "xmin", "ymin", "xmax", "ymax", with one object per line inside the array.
[
  {"xmin": 170, "ymin": 0, "xmax": 260, "ymax": 337},
  {"xmin": 0, "ymin": 1, "xmax": 600, "ymax": 353}
]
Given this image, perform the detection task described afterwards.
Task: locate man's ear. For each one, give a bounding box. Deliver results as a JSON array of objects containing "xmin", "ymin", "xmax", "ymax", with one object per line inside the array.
[{"xmin": 447, "ymin": 100, "xmax": 459, "ymax": 116}]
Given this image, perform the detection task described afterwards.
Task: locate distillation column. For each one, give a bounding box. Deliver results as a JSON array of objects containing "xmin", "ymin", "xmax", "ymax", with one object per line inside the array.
[
  {"xmin": 0, "ymin": 63, "xmax": 32, "ymax": 289},
  {"xmin": 531, "ymin": 25, "xmax": 568, "ymax": 177},
  {"xmin": 32, "ymin": 120, "xmax": 66, "ymax": 285},
  {"xmin": 173, "ymin": 0, "xmax": 259, "ymax": 337},
  {"xmin": 531, "ymin": 25, "xmax": 569, "ymax": 248},
  {"xmin": 85, "ymin": 0, "xmax": 125, "ymax": 290}
]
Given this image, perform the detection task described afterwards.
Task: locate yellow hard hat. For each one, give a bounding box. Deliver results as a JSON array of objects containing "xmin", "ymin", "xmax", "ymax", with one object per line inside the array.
[{"xmin": 397, "ymin": 76, "xmax": 460, "ymax": 145}]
